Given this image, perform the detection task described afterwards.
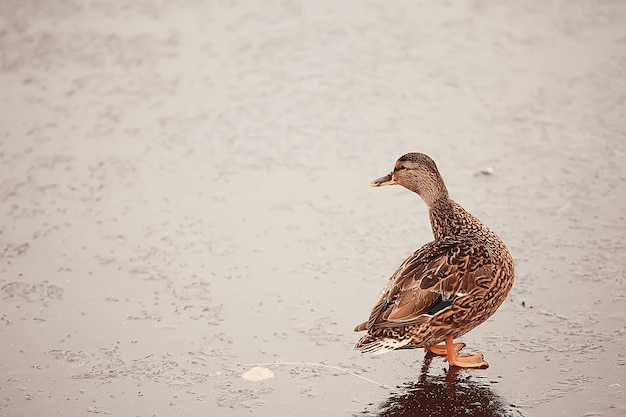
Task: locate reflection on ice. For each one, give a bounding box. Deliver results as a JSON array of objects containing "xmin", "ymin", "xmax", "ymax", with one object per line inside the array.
[{"xmin": 365, "ymin": 355, "xmax": 523, "ymax": 417}]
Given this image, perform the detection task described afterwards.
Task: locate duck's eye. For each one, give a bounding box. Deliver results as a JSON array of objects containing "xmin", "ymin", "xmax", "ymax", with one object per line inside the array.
[{"xmin": 396, "ymin": 166, "xmax": 408, "ymax": 171}]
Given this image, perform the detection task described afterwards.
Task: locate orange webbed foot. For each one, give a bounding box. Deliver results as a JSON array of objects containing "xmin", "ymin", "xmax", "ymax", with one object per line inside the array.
[
  {"xmin": 440, "ymin": 335, "xmax": 490, "ymax": 369},
  {"xmin": 425, "ymin": 341, "xmax": 465, "ymax": 356},
  {"xmin": 447, "ymin": 352, "xmax": 489, "ymax": 369}
]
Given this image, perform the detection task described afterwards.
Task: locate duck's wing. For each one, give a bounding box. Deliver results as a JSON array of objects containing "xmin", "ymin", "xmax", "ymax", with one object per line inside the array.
[{"xmin": 355, "ymin": 238, "xmax": 492, "ymax": 331}]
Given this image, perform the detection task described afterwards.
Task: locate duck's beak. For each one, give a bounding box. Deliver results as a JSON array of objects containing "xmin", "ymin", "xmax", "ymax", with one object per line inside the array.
[{"xmin": 370, "ymin": 173, "xmax": 398, "ymax": 187}]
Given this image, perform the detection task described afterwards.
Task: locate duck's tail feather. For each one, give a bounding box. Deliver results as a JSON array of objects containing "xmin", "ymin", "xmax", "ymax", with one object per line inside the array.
[{"xmin": 354, "ymin": 334, "xmax": 410, "ymax": 354}]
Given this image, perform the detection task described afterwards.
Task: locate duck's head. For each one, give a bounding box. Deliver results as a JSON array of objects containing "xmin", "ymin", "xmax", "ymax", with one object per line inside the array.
[{"xmin": 371, "ymin": 152, "xmax": 448, "ymax": 205}]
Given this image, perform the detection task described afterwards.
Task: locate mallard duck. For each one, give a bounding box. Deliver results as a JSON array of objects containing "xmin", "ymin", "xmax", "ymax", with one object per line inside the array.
[{"xmin": 354, "ymin": 153, "xmax": 514, "ymax": 368}]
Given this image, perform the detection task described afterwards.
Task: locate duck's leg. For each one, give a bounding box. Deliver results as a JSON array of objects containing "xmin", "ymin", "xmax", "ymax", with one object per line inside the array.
[
  {"xmin": 425, "ymin": 340, "xmax": 465, "ymax": 356},
  {"xmin": 443, "ymin": 335, "xmax": 489, "ymax": 369}
]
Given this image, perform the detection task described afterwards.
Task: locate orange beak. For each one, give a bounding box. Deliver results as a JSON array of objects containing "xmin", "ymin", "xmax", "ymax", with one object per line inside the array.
[{"xmin": 370, "ymin": 173, "xmax": 398, "ymax": 187}]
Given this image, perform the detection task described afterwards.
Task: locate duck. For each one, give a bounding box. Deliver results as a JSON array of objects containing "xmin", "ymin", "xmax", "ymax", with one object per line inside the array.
[{"xmin": 354, "ymin": 152, "xmax": 514, "ymax": 368}]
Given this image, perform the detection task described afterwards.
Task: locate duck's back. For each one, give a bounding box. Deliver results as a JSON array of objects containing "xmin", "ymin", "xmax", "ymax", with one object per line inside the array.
[{"xmin": 427, "ymin": 199, "xmax": 514, "ymax": 337}]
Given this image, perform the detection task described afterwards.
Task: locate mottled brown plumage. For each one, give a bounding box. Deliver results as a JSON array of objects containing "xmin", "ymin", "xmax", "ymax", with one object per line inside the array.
[{"xmin": 354, "ymin": 153, "xmax": 514, "ymax": 368}]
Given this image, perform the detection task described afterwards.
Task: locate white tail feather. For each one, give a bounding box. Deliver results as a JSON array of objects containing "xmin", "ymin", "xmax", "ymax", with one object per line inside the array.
[{"xmin": 355, "ymin": 337, "xmax": 410, "ymax": 354}]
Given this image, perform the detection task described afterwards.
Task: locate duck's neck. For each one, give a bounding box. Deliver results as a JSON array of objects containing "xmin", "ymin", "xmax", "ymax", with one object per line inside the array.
[{"xmin": 427, "ymin": 195, "xmax": 476, "ymax": 240}]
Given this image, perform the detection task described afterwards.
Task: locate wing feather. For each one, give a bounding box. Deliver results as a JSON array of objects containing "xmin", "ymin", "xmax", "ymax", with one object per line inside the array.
[{"xmin": 357, "ymin": 238, "xmax": 492, "ymax": 331}]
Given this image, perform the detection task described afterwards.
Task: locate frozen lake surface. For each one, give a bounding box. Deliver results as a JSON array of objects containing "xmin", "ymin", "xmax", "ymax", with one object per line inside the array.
[{"xmin": 1, "ymin": 1, "xmax": 625, "ymax": 416}]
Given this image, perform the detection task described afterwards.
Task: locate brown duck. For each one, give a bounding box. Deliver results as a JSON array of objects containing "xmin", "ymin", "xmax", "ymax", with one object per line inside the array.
[{"xmin": 354, "ymin": 153, "xmax": 514, "ymax": 368}]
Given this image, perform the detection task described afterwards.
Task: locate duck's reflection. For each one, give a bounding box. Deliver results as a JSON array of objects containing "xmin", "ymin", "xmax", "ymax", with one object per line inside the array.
[{"xmin": 367, "ymin": 354, "xmax": 523, "ymax": 417}]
